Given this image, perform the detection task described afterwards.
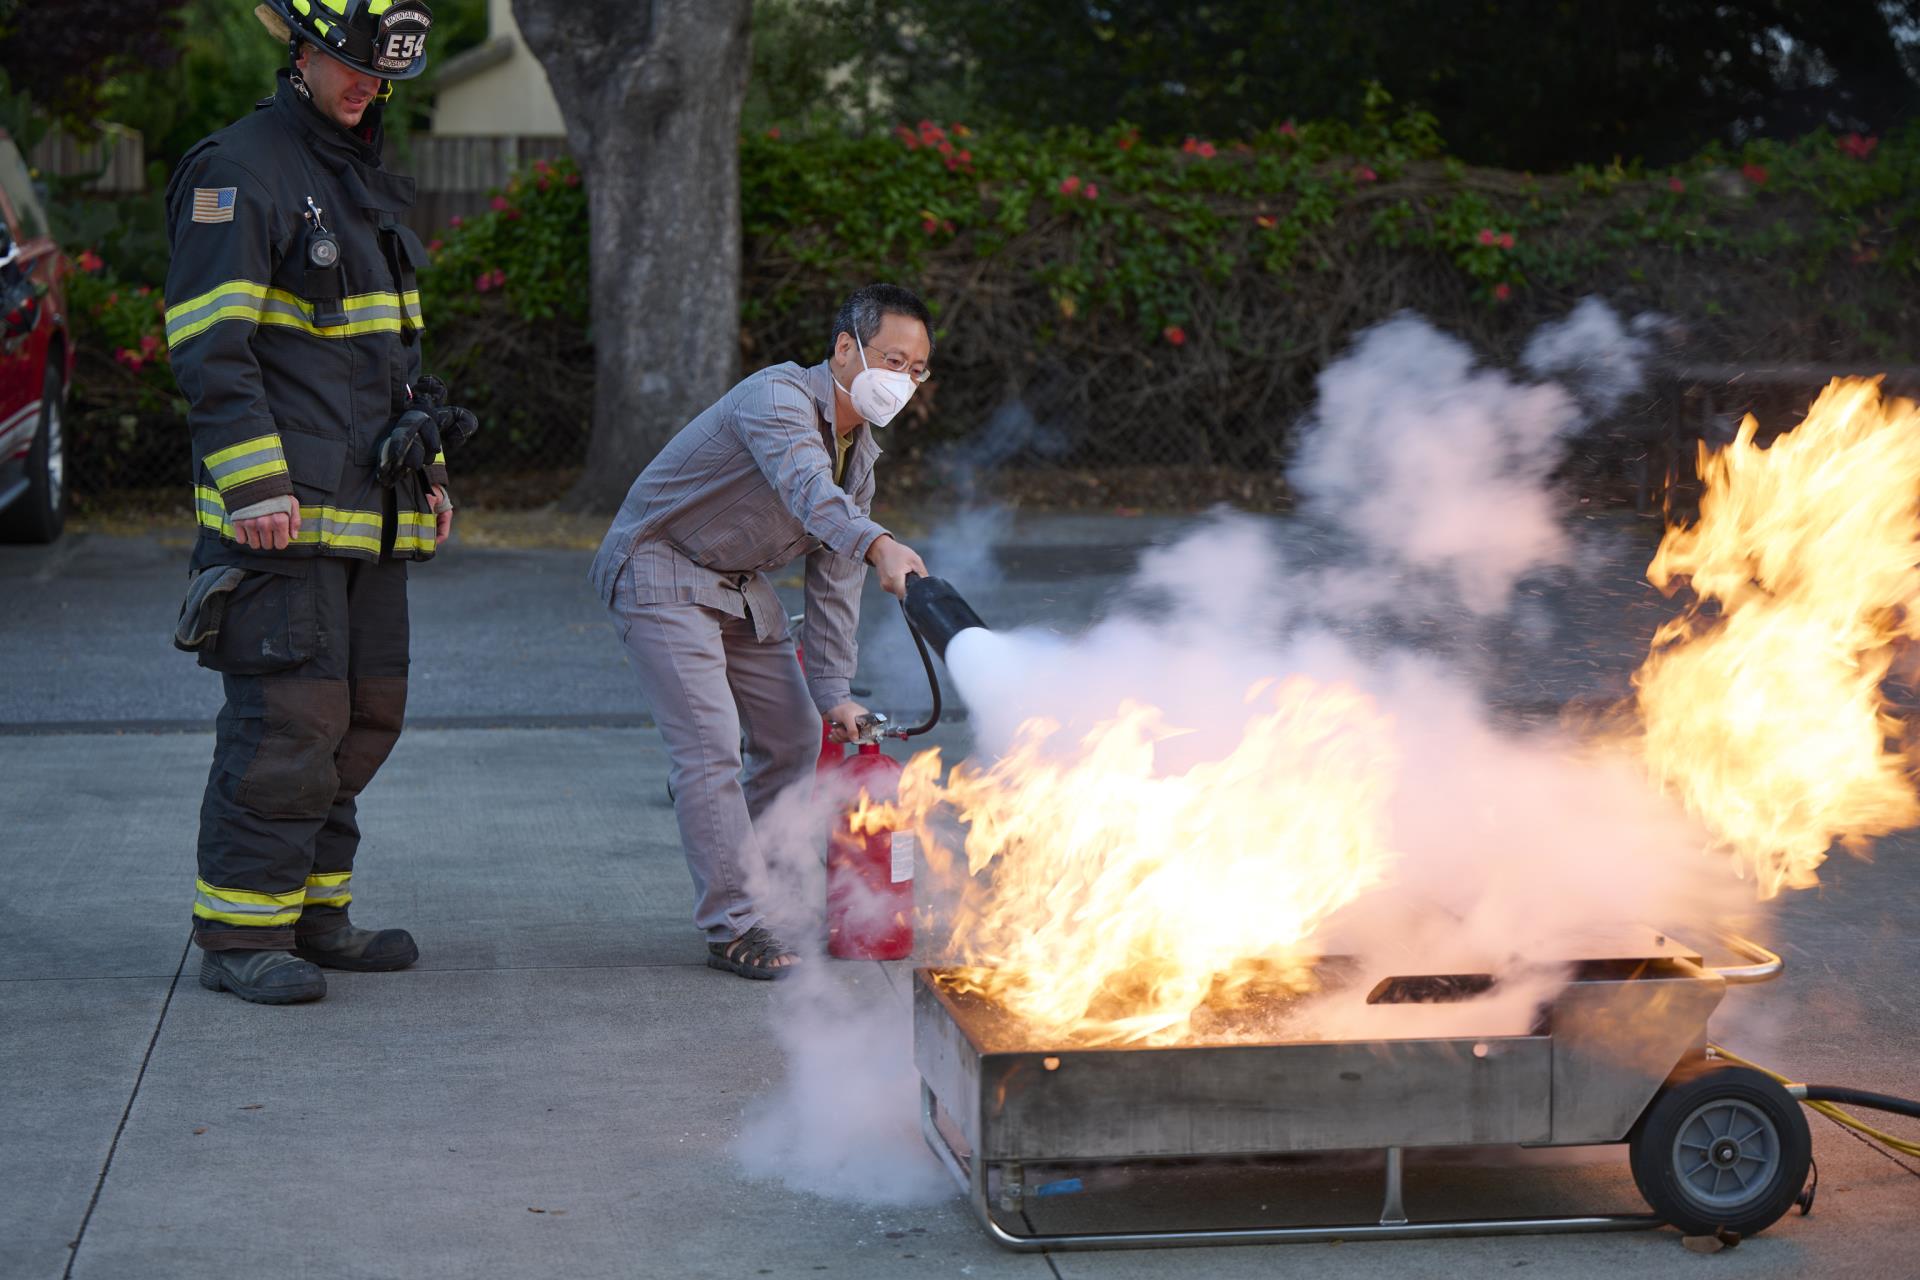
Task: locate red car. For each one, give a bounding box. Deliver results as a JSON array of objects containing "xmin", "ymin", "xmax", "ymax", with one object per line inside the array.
[{"xmin": 0, "ymin": 129, "xmax": 72, "ymax": 543}]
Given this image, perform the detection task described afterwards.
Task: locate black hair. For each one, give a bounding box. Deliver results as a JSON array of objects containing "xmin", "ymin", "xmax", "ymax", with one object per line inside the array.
[{"xmin": 828, "ymin": 283, "xmax": 934, "ymax": 361}]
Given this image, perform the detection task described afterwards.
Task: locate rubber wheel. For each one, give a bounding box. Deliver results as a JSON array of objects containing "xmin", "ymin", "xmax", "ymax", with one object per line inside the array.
[
  {"xmin": 1629, "ymin": 1064, "xmax": 1810, "ymax": 1236},
  {"xmin": 0, "ymin": 364, "xmax": 67, "ymax": 544}
]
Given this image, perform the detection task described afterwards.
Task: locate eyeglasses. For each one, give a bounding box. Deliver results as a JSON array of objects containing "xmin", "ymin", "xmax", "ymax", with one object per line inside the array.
[{"xmin": 865, "ymin": 344, "xmax": 932, "ymax": 384}]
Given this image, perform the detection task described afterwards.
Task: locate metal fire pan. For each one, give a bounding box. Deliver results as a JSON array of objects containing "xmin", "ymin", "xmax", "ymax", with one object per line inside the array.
[
  {"xmin": 914, "ymin": 929, "xmax": 1780, "ymax": 1251},
  {"xmin": 915, "ymin": 975, "xmax": 1554, "ymax": 1161}
]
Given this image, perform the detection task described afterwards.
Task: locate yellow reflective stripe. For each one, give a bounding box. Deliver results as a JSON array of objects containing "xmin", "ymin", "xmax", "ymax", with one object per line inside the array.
[
  {"xmin": 304, "ymin": 871, "xmax": 352, "ymax": 907},
  {"xmin": 193, "ymin": 486, "xmax": 385, "ymax": 553},
  {"xmin": 204, "ymin": 433, "xmax": 282, "ymax": 468},
  {"xmin": 167, "ymin": 282, "xmax": 413, "ymax": 349},
  {"xmin": 193, "ymin": 877, "xmax": 304, "ymax": 926},
  {"xmin": 214, "ymin": 460, "xmax": 289, "ymax": 490},
  {"xmin": 431, "ymin": 451, "xmax": 446, "ymax": 467}
]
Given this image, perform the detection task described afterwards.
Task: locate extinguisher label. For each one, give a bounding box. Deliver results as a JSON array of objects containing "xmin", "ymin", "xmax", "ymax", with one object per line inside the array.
[{"xmin": 891, "ymin": 832, "xmax": 917, "ymax": 883}]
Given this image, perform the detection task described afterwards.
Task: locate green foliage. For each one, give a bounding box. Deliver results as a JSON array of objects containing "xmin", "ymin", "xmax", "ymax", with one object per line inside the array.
[{"xmin": 416, "ymin": 154, "xmax": 589, "ymax": 325}]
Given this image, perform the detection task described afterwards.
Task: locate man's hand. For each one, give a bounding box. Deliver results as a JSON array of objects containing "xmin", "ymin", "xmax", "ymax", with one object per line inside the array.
[
  {"xmin": 231, "ymin": 496, "xmax": 302, "ymax": 551},
  {"xmin": 825, "ymin": 700, "xmax": 869, "ymax": 744},
  {"xmin": 865, "ymin": 534, "xmax": 927, "ymax": 598},
  {"xmin": 429, "ymin": 485, "xmax": 454, "ymax": 546}
]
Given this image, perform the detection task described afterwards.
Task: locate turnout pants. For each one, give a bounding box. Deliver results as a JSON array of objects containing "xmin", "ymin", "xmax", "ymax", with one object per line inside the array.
[
  {"xmin": 192, "ymin": 554, "xmax": 410, "ymax": 951},
  {"xmin": 609, "ymin": 575, "xmax": 819, "ymax": 943}
]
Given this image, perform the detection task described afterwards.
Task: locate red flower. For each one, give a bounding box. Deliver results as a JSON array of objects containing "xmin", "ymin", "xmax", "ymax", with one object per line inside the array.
[
  {"xmin": 1667, "ymin": 177, "xmax": 1686, "ymax": 193},
  {"xmin": 1478, "ymin": 228, "xmax": 1496, "ymax": 245},
  {"xmin": 918, "ymin": 119, "xmax": 945, "ymax": 144},
  {"xmin": 1278, "ymin": 120, "xmax": 1298, "ymax": 138},
  {"xmin": 951, "ymin": 124, "xmax": 972, "ymax": 138},
  {"xmin": 1493, "ymin": 283, "xmax": 1512, "ymax": 301},
  {"xmin": 427, "ymin": 239, "xmax": 443, "ymax": 254},
  {"xmin": 941, "ymin": 218, "xmax": 955, "ymax": 235},
  {"xmin": 957, "ymin": 149, "xmax": 972, "ymax": 165},
  {"xmin": 1197, "ymin": 141, "xmax": 1217, "ymax": 159},
  {"xmin": 136, "ymin": 284, "xmax": 151, "ymax": 297},
  {"xmin": 1499, "ymin": 232, "xmax": 1515, "ymax": 249},
  {"xmin": 106, "ymin": 292, "xmax": 118, "ymax": 305},
  {"xmin": 564, "ymin": 173, "xmax": 580, "ymax": 187},
  {"xmin": 764, "ymin": 127, "xmax": 781, "ymax": 140},
  {"xmin": 505, "ymin": 207, "xmax": 522, "ymax": 220},
  {"xmin": 1162, "ymin": 325, "xmax": 1187, "ymax": 346},
  {"xmin": 534, "ymin": 159, "xmax": 552, "ymax": 174},
  {"xmin": 75, "ymin": 249, "xmax": 104, "ymax": 273},
  {"xmin": 474, "ymin": 273, "xmax": 493, "ymax": 293},
  {"xmin": 1083, "ymin": 183, "xmax": 1099, "ymax": 200},
  {"xmin": 1117, "ymin": 131, "xmax": 1138, "ymax": 151},
  {"xmin": 1059, "ymin": 175, "xmax": 1082, "ymax": 196},
  {"xmin": 943, "ymin": 155, "xmax": 960, "ymax": 171},
  {"xmin": 1181, "ymin": 137, "xmax": 1198, "ymax": 154},
  {"xmin": 922, "ymin": 216, "xmax": 938, "ymax": 234},
  {"xmin": 1352, "ymin": 165, "xmax": 1377, "ymax": 183},
  {"xmin": 1837, "ymin": 132, "xmax": 1879, "ymax": 159},
  {"xmin": 894, "ymin": 124, "xmax": 919, "ymax": 149},
  {"xmin": 937, "ymin": 139, "xmax": 954, "ymax": 156},
  {"xmin": 1254, "ymin": 214, "xmax": 1277, "ymax": 229},
  {"xmin": 449, "ymin": 215, "xmax": 464, "ymax": 228},
  {"xmin": 139, "ymin": 333, "xmax": 161, "ymax": 356},
  {"xmin": 491, "ymin": 268, "xmax": 508, "ymax": 289},
  {"xmin": 116, "ymin": 347, "xmax": 144, "ymax": 371},
  {"xmin": 537, "ymin": 177, "xmax": 550, "ymax": 191},
  {"xmin": 1741, "ymin": 162, "xmax": 1769, "ymax": 186}
]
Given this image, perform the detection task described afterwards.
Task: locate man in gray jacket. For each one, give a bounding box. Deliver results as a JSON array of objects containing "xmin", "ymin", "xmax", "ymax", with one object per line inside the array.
[{"xmin": 589, "ymin": 284, "xmax": 931, "ymax": 978}]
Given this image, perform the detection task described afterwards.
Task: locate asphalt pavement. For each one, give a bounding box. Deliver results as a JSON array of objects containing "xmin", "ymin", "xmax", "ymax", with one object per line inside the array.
[{"xmin": 2, "ymin": 511, "xmax": 1916, "ymax": 1279}]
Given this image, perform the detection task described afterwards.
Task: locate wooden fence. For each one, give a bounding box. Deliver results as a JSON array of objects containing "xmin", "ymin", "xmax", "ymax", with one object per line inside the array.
[
  {"xmin": 399, "ymin": 133, "xmax": 567, "ymax": 235},
  {"xmin": 30, "ymin": 124, "xmax": 147, "ymax": 193}
]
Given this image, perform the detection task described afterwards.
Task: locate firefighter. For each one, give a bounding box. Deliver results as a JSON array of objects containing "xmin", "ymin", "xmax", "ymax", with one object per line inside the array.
[
  {"xmin": 166, "ymin": 0, "xmax": 475, "ymax": 1004},
  {"xmin": 589, "ymin": 284, "xmax": 932, "ymax": 979}
]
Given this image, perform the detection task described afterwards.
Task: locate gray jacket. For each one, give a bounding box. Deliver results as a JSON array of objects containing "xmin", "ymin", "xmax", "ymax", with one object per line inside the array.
[{"xmin": 588, "ymin": 360, "xmax": 889, "ymax": 714}]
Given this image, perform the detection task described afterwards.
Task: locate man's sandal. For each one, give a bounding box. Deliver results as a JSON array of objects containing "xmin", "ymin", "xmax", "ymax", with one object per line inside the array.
[{"xmin": 707, "ymin": 926, "xmax": 801, "ymax": 980}]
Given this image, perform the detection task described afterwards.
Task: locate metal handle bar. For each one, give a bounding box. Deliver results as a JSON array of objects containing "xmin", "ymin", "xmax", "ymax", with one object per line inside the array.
[{"xmin": 1705, "ymin": 930, "xmax": 1784, "ymax": 984}]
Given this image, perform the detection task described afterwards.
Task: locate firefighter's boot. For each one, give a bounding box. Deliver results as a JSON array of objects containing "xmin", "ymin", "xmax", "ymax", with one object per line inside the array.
[
  {"xmin": 199, "ymin": 949, "xmax": 327, "ymax": 1004},
  {"xmin": 294, "ymin": 922, "xmax": 420, "ymax": 972}
]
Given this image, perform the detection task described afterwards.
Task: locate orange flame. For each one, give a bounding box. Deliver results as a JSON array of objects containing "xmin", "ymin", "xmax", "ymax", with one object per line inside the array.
[
  {"xmin": 858, "ymin": 676, "xmax": 1398, "ymax": 1044},
  {"xmin": 1634, "ymin": 377, "xmax": 1920, "ymax": 894}
]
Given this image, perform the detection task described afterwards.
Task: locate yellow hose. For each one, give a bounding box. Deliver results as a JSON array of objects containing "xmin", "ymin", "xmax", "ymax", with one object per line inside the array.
[{"xmin": 1708, "ymin": 1043, "xmax": 1920, "ymax": 1160}]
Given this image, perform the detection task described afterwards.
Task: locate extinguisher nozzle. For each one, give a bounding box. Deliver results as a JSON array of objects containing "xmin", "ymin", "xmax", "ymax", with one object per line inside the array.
[{"xmin": 903, "ymin": 574, "xmax": 988, "ymax": 661}]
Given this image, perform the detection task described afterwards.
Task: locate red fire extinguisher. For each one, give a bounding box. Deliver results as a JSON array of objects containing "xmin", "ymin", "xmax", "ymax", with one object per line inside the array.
[
  {"xmin": 821, "ymin": 726, "xmax": 915, "ymax": 960},
  {"xmin": 816, "ymin": 578, "xmax": 947, "ymax": 961}
]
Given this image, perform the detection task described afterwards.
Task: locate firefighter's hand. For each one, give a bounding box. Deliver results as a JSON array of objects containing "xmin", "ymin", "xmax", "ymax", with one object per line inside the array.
[
  {"xmin": 825, "ymin": 701, "xmax": 868, "ymax": 744},
  {"xmin": 230, "ymin": 496, "xmax": 302, "ymax": 551},
  {"xmin": 866, "ymin": 535, "xmax": 927, "ymax": 598},
  {"xmin": 429, "ymin": 485, "xmax": 454, "ymax": 546}
]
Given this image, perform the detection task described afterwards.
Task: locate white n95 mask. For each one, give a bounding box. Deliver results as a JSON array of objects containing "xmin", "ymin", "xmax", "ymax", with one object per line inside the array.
[{"xmin": 836, "ymin": 340, "xmax": 918, "ymax": 427}]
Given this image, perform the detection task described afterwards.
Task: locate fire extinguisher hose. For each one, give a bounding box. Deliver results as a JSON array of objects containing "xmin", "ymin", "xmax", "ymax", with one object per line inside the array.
[{"xmin": 892, "ymin": 591, "xmax": 943, "ymax": 738}]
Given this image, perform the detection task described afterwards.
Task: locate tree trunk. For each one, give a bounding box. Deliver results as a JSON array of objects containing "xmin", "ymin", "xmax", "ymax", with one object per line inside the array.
[{"xmin": 513, "ymin": 0, "xmax": 753, "ymax": 511}]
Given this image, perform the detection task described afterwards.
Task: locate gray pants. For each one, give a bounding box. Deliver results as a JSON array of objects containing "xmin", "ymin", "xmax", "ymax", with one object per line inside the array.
[{"xmin": 611, "ymin": 590, "xmax": 819, "ymax": 942}]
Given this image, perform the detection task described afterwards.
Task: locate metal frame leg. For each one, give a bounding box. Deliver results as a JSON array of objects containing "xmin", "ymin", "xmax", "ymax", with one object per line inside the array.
[{"xmin": 919, "ymin": 1082, "xmax": 1664, "ymax": 1253}]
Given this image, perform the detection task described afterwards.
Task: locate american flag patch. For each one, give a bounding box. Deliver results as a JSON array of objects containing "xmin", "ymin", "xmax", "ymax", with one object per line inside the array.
[{"xmin": 192, "ymin": 187, "xmax": 237, "ymax": 224}]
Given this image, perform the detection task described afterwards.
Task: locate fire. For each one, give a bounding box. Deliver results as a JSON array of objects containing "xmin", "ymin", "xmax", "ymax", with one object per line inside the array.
[
  {"xmin": 856, "ymin": 676, "xmax": 1398, "ymax": 1045},
  {"xmin": 1634, "ymin": 377, "xmax": 1920, "ymax": 894}
]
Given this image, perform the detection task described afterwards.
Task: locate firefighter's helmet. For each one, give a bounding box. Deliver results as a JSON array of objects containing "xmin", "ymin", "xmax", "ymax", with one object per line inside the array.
[{"xmin": 255, "ymin": 0, "xmax": 434, "ymax": 81}]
